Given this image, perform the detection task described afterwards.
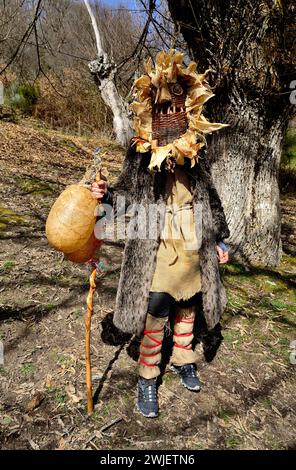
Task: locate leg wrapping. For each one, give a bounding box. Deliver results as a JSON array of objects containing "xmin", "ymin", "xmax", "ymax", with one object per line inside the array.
[
  {"xmin": 138, "ymin": 313, "xmax": 167, "ymax": 379},
  {"xmin": 171, "ymin": 306, "xmax": 197, "ymax": 366}
]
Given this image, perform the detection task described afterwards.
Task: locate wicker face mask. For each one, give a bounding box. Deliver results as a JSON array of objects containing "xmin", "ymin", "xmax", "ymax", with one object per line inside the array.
[
  {"xmin": 131, "ymin": 50, "xmax": 228, "ymax": 172},
  {"xmin": 151, "ymin": 80, "xmax": 188, "ymax": 147}
]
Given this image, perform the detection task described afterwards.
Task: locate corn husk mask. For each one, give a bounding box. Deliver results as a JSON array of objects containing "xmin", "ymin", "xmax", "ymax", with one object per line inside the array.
[{"xmin": 130, "ymin": 50, "xmax": 228, "ymax": 172}]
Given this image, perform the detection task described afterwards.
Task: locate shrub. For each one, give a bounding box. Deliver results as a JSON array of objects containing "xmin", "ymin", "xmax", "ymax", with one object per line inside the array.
[{"xmin": 5, "ymin": 82, "xmax": 40, "ymax": 115}]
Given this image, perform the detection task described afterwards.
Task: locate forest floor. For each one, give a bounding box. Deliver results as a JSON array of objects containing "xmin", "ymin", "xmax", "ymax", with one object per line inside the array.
[{"xmin": 0, "ymin": 118, "xmax": 295, "ymax": 451}]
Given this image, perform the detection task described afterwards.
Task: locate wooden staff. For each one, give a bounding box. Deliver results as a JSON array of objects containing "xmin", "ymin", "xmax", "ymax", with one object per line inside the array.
[
  {"xmin": 85, "ymin": 265, "xmax": 96, "ymax": 415},
  {"xmin": 85, "ymin": 149, "xmax": 103, "ymax": 416}
]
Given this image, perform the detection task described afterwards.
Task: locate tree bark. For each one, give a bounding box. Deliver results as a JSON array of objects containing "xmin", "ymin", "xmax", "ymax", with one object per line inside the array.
[
  {"xmin": 167, "ymin": 0, "xmax": 295, "ymax": 266},
  {"xmin": 84, "ymin": 0, "xmax": 133, "ymax": 147}
]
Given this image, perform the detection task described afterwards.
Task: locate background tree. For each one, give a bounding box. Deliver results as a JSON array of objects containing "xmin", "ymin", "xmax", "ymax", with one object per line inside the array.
[{"xmin": 167, "ymin": 0, "xmax": 295, "ymax": 266}]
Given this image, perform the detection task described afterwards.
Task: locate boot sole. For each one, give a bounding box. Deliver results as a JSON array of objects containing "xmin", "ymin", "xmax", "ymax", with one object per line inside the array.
[{"xmin": 169, "ymin": 365, "xmax": 201, "ymax": 392}]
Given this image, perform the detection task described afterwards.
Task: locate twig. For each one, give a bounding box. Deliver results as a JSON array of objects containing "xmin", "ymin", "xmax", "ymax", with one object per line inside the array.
[{"xmin": 99, "ymin": 417, "xmax": 123, "ymax": 433}]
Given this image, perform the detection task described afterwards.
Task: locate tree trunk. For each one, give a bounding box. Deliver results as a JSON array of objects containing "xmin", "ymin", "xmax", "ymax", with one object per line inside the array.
[
  {"xmin": 84, "ymin": 0, "xmax": 133, "ymax": 147},
  {"xmin": 167, "ymin": 0, "xmax": 294, "ymax": 266}
]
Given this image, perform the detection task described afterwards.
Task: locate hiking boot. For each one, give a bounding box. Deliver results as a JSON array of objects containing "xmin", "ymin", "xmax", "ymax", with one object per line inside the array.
[
  {"xmin": 137, "ymin": 377, "xmax": 159, "ymax": 418},
  {"xmin": 170, "ymin": 363, "xmax": 201, "ymax": 391}
]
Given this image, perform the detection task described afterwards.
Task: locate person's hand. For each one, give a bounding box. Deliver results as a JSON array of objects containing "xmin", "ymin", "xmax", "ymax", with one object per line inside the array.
[
  {"xmin": 91, "ymin": 180, "xmax": 108, "ymax": 201},
  {"xmin": 216, "ymin": 245, "xmax": 229, "ymax": 264}
]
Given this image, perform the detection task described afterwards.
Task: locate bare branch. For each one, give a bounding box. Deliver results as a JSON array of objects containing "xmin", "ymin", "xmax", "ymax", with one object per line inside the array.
[{"xmin": 0, "ymin": 0, "xmax": 43, "ymax": 76}]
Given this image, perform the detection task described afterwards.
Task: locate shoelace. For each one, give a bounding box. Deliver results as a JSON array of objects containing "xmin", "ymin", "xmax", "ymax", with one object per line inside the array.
[
  {"xmin": 139, "ymin": 383, "xmax": 157, "ymax": 402},
  {"xmin": 181, "ymin": 364, "xmax": 196, "ymax": 377}
]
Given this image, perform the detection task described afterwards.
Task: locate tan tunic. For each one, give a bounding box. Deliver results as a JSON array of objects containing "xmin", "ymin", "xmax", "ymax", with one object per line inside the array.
[{"xmin": 150, "ymin": 166, "xmax": 201, "ymax": 300}]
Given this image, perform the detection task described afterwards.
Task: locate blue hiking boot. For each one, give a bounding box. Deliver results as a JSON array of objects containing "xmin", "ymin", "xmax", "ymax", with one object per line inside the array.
[
  {"xmin": 137, "ymin": 377, "xmax": 159, "ymax": 418},
  {"xmin": 170, "ymin": 363, "xmax": 201, "ymax": 391}
]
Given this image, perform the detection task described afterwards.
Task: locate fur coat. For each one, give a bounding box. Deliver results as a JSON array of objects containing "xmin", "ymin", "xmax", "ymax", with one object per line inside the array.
[{"xmin": 108, "ymin": 143, "xmax": 230, "ymax": 336}]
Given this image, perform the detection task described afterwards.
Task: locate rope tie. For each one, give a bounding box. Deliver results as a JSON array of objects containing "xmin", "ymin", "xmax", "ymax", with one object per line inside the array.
[
  {"xmin": 174, "ymin": 332, "xmax": 193, "ymax": 337},
  {"xmin": 139, "ymin": 359, "xmax": 158, "ymax": 367},
  {"xmin": 174, "ymin": 316, "xmax": 194, "ymax": 324},
  {"xmin": 140, "ymin": 351, "xmax": 159, "ymax": 357},
  {"xmin": 139, "ymin": 327, "xmax": 164, "ymax": 367},
  {"xmin": 143, "ymin": 329, "xmax": 163, "ymax": 346}
]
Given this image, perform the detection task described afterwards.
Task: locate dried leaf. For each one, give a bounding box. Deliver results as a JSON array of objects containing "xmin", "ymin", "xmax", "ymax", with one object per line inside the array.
[
  {"xmin": 26, "ymin": 392, "xmax": 45, "ymax": 412},
  {"xmin": 65, "ymin": 383, "xmax": 83, "ymax": 403}
]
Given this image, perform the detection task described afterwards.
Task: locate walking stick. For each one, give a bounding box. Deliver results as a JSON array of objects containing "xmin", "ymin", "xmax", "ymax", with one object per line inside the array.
[
  {"xmin": 85, "ymin": 148, "xmax": 104, "ymax": 416},
  {"xmin": 85, "ymin": 264, "xmax": 96, "ymax": 415}
]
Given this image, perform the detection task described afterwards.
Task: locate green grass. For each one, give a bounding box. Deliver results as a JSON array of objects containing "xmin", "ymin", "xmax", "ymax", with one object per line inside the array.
[
  {"xmin": 73, "ymin": 310, "xmax": 83, "ymax": 319},
  {"xmin": 43, "ymin": 303, "xmax": 57, "ymax": 312},
  {"xmin": 259, "ymin": 298, "xmax": 296, "ymax": 320},
  {"xmin": 57, "ymin": 354, "xmax": 74, "ymax": 368},
  {"xmin": 1, "ymin": 416, "xmax": 14, "ymax": 425},
  {"xmin": 51, "ymin": 388, "xmax": 67, "ymax": 406},
  {"xmin": 226, "ymin": 434, "xmax": 240, "ymax": 449},
  {"xmin": 226, "ymin": 291, "xmax": 248, "ymax": 310},
  {"xmin": 2, "ymin": 261, "xmax": 15, "ymax": 270},
  {"xmin": 217, "ymin": 408, "xmax": 236, "ymax": 421},
  {"xmin": 269, "ymin": 299, "xmax": 296, "ymax": 313},
  {"xmin": 19, "ymin": 362, "xmax": 35, "ymax": 377},
  {"xmin": 117, "ymin": 382, "xmax": 128, "ymax": 390},
  {"xmin": 223, "ymin": 328, "xmax": 242, "ymax": 344}
]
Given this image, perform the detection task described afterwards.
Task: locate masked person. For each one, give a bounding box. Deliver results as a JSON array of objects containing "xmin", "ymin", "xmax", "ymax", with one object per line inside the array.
[{"xmin": 92, "ymin": 50, "xmax": 230, "ymax": 418}]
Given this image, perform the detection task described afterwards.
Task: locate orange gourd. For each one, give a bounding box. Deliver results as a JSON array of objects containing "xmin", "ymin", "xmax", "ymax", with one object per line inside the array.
[
  {"xmin": 46, "ymin": 184, "xmax": 98, "ymax": 254},
  {"xmin": 65, "ymin": 232, "xmax": 103, "ymax": 263}
]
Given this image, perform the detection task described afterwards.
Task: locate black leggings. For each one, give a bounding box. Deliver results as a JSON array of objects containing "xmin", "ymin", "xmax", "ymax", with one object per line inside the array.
[{"xmin": 147, "ymin": 291, "xmax": 198, "ymax": 318}]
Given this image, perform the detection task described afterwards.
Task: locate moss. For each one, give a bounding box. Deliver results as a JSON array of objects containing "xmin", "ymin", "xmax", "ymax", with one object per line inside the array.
[
  {"xmin": 222, "ymin": 263, "xmax": 246, "ymax": 275},
  {"xmin": 0, "ymin": 206, "xmax": 27, "ymax": 231},
  {"xmin": 16, "ymin": 177, "xmax": 54, "ymax": 196},
  {"xmin": 58, "ymin": 139, "xmax": 78, "ymax": 154},
  {"xmin": 281, "ymin": 128, "xmax": 296, "ymax": 168},
  {"xmin": 280, "ymin": 253, "xmax": 296, "ymax": 268}
]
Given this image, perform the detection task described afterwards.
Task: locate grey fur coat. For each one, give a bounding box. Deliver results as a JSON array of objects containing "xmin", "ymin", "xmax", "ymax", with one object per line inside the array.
[{"xmin": 108, "ymin": 144, "xmax": 230, "ymax": 336}]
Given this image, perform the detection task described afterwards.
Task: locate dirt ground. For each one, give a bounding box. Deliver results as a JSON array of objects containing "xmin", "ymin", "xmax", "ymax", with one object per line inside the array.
[{"xmin": 0, "ymin": 119, "xmax": 295, "ymax": 450}]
